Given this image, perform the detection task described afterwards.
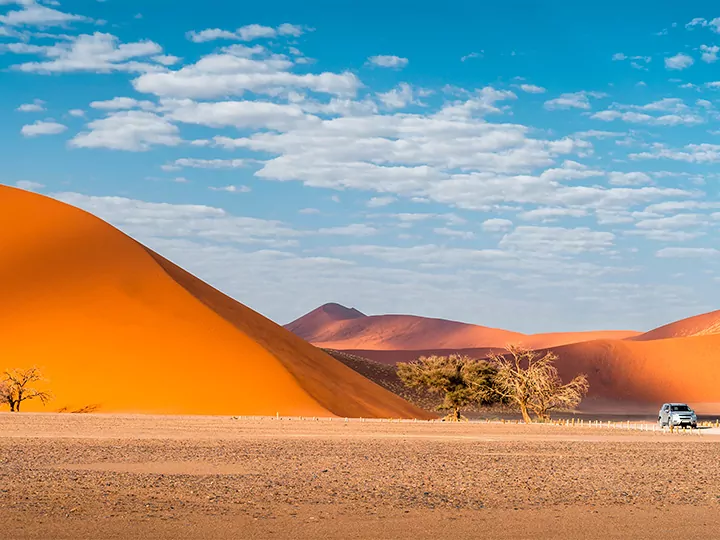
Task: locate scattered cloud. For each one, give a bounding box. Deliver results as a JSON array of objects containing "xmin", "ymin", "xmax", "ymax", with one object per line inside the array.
[
  {"xmin": 367, "ymin": 196, "xmax": 396, "ymax": 208},
  {"xmin": 15, "ymin": 180, "xmax": 44, "ymax": 191},
  {"xmin": 16, "ymin": 98, "xmax": 45, "ymax": 112},
  {"xmin": 7, "ymin": 32, "xmax": 168, "ymax": 73},
  {"xmin": 656, "ymin": 247, "xmax": 719, "ymax": 258},
  {"xmin": 481, "ymin": 218, "xmax": 513, "ymax": 232},
  {"xmin": 70, "ymin": 111, "xmax": 181, "ymax": 151},
  {"xmin": 20, "ymin": 119, "xmax": 67, "ymax": 137},
  {"xmin": 0, "ymin": 3, "xmax": 90, "ymax": 27},
  {"xmin": 519, "ymin": 84, "xmax": 546, "ymax": 94},
  {"xmin": 366, "ymin": 55, "xmax": 408, "ymax": 69},
  {"xmin": 544, "ymin": 91, "xmax": 606, "ymax": 110},
  {"xmin": 162, "ymin": 158, "xmax": 248, "ymax": 171},
  {"xmin": 186, "ymin": 23, "xmax": 306, "ymax": 43},
  {"xmin": 208, "ymin": 185, "xmax": 251, "ymax": 193},
  {"xmin": 665, "ymin": 53, "xmax": 694, "ymax": 70},
  {"xmin": 460, "ymin": 51, "xmax": 482, "ymax": 62}
]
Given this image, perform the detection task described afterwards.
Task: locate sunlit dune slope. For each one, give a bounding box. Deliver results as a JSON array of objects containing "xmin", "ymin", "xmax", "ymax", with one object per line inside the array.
[
  {"xmin": 628, "ymin": 310, "xmax": 720, "ymax": 341},
  {"xmin": 546, "ymin": 335, "xmax": 720, "ymax": 411},
  {"xmin": 286, "ymin": 304, "xmax": 639, "ymax": 351},
  {"xmin": 0, "ymin": 186, "xmax": 431, "ymax": 419}
]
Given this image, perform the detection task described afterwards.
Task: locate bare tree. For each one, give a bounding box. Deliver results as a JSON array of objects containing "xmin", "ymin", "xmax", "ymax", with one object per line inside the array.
[
  {"xmin": 488, "ymin": 346, "xmax": 589, "ymax": 423},
  {"xmin": 397, "ymin": 354, "xmax": 497, "ymax": 421},
  {"xmin": 0, "ymin": 368, "xmax": 52, "ymax": 412}
]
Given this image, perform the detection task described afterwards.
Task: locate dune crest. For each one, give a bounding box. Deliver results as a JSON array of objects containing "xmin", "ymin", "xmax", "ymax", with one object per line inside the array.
[
  {"xmin": 0, "ymin": 186, "xmax": 431, "ymax": 419},
  {"xmin": 286, "ymin": 304, "xmax": 640, "ymax": 350},
  {"xmin": 629, "ymin": 310, "xmax": 720, "ymax": 341}
]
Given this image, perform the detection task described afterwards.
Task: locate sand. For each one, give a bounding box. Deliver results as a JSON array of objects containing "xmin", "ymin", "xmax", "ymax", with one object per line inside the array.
[
  {"xmin": 286, "ymin": 303, "xmax": 640, "ymax": 351},
  {"xmin": 0, "ymin": 186, "xmax": 429, "ymax": 419},
  {"xmin": 2, "ymin": 413, "xmax": 720, "ymax": 539},
  {"xmin": 630, "ymin": 309, "xmax": 720, "ymax": 341}
]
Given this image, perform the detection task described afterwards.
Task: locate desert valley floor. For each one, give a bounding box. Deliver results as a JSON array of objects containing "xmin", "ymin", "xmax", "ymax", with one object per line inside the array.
[{"xmin": 2, "ymin": 414, "xmax": 720, "ymax": 539}]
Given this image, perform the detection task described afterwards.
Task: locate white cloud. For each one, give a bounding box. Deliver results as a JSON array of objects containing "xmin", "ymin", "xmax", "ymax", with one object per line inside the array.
[
  {"xmin": 21, "ymin": 119, "xmax": 66, "ymax": 137},
  {"xmin": 209, "ymin": 185, "xmax": 251, "ymax": 193},
  {"xmin": 376, "ymin": 83, "xmax": 429, "ymax": 109},
  {"xmin": 70, "ymin": 111, "xmax": 181, "ymax": 151},
  {"xmin": 16, "ymin": 98, "xmax": 45, "ymax": 112},
  {"xmin": 629, "ymin": 143, "xmax": 720, "ymax": 163},
  {"xmin": 90, "ymin": 97, "xmax": 156, "ymax": 110},
  {"xmin": 686, "ymin": 17, "xmax": 708, "ymax": 29},
  {"xmin": 460, "ymin": 52, "xmax": 482, "ymax": 62},
  {"xmin": 317, "ymin": 224, "xmax": 378, "ymax": 236},
  {"xmin": 518, "ymin": 207, "xmax": 587, "ymax": 222},
  {"xmin": 8, "ymin": 32, "xmax": 167, "ymax": 73},
  {"xmin": 519, "ymin": 84, "xmax": 546, "ymax": 94},
  {"xmin": 433, "ymin": 227, "xmax": 474, "ymax": 239},
  {"xmin": 607, "ymin": 171, "xmax": 652, "ymax": 186},
  {"xmin": 544, "ymin": 91, "xmax": 605, "ymax": 110},
  {"xmin": 132, "ymin": 51, "xmax": 360, "ymax": 99},
  {"xmin": 656, "ymin": 247, "xmax": 719, "ymax": 258},
  {"xmin": 53, "ymin": 192, "xmax": 302, "ymax": 246},
  {"xmin": 591, "ymin": 109, "xmax": 703, "ymax": 126},
  {"xmin": 366, "ymin": 196, "xmax": 396, "ymax": 208},
  {"xmin": 186, "ymin": 23, "xmax": 306, "ymax": 43},
  {"xmin": 68, "ymin": 109, "xmax": 85, "ymax": 117},
  {"xmin": 161, "ymin": 98, "xmax": 313, "ymax": 129},
  {"xmin": 481, "ymin": 218, "xmax": 513, "ymax": 232},
  {"xmin": 152, "ymin": 54, "xmax": 180, "ymax": 66},
  {"xmin": 665, "ymin": 53, "xmax": 694, "ymax": 70},
  {"xmin": 574, "ymin": 130, "xmax": 625, "ymax": 139},
  {"xmin": 499, "ymin": 226, "xmax": 614, "ymax": 254},
  {"xmin": 0, "ymin": 3, "xmax": 90, "ymax": 26},
  {"xmin": 367, "ymin": 55, "xmax": 408, "ymax": 69},
  {"xmin": 15, "ymin": 180, "xmax": 44, "ymax": 191},
  {"xmin": 162, "ymin": 158, "xmax": 248, "ymax": 171},
  {"xmin": 700, "ymin": 44, "xmax": 720, "ymax": 63}
]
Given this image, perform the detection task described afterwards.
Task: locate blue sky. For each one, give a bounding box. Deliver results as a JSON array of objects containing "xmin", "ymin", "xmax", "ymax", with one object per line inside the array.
[{"xmin": 3, "ymin": 0, "xmax": 720, "ymax": 333}]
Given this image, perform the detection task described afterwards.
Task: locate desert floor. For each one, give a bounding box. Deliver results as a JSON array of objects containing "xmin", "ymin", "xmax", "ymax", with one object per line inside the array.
[{"xmin": 1, "ymin": 414, "xmax": 720, "ymax": 539}]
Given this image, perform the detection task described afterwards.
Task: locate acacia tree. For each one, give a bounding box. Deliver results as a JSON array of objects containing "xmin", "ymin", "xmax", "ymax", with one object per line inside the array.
[
  {"xmin": 488, "ymin": 346, "xmax": 589, "ymax": 423},
  {"xmin": 0, "ymin": 367, "xmax": 52, "ymax": 412},
  {"xmin": 397, "ymin": 354, "xmax": 497, "ymax": 421}
]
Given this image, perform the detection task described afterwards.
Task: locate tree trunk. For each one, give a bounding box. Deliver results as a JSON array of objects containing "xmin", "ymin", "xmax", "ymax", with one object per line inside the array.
[
  {"xmin": 519, "ymin": 403, "xmax": 532, "ymax": 424},
  {"xmin": 10, "ymin": 401, "xmax": 16, "ymax": 413},
  {"xmin": 454, "ymin": 407, "xmax": 461, "ymax": 421},
  {"xmin": 14, "ymin": 400, "xmax": 20, "ymax": 412}
]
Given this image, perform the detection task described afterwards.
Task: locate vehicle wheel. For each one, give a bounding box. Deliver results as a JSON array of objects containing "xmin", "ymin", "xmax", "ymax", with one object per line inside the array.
[{"xmin": 692, "ymin": 423, "xmax": 697, "ymax": 429}]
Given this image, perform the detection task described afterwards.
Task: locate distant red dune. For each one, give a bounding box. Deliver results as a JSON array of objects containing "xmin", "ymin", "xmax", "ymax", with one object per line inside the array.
[{"xmin": 286, "ymin": 303, "xmax": 640, "ymax": 351}]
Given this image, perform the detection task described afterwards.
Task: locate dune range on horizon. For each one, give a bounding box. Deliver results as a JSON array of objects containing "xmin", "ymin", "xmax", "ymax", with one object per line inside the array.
[{"xmin": 288, "ymin": 304, "xmax": 720, "ymax": 413}]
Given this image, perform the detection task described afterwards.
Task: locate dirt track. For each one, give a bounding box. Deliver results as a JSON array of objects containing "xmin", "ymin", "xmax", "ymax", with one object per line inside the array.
[{"xmin": 1, "ymin": 414, "xmax": 719, "ymax": 539}]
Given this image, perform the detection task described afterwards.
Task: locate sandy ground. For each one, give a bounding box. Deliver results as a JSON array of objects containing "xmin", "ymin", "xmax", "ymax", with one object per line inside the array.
[{"xmin": 2, "ymin": 414, "xmax": 720, "ymax": 539}]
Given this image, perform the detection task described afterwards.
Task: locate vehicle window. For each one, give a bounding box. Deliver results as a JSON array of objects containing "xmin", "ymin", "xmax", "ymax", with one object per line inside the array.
[{"xmin": 670, "ymin": 405, "xmax": 690, "ymax": 412}]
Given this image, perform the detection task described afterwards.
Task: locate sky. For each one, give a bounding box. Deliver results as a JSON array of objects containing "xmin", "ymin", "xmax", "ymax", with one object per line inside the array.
[{"xmin": 2, "ymin": 0, "xmax": 720, "ymax": 333}]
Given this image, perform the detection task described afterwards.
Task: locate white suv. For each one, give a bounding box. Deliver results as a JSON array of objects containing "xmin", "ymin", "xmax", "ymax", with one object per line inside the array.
[{"xmin": 658, "ymin": 403, "xmax": 697, "ymax": 429}]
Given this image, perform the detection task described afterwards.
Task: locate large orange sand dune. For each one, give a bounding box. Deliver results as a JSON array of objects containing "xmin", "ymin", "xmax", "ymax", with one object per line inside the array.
[
  {"xmin": 287, "ymin": 303, "xmax": 640, "ymax": 351},
  {"xmin": 0, "ymin": 186, "xmax": 431, "ymax": 419}
]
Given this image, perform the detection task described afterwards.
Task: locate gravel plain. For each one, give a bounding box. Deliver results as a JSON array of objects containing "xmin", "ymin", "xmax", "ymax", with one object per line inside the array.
[{"xmin": 1, "ymin": 413, "xmax": 719, "ymax": 539}]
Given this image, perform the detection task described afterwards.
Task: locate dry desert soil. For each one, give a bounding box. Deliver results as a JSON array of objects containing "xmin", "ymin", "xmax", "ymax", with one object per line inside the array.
[{"xmin": 1, "ymin": 414, "xmax": 720, "ymax": 539}]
